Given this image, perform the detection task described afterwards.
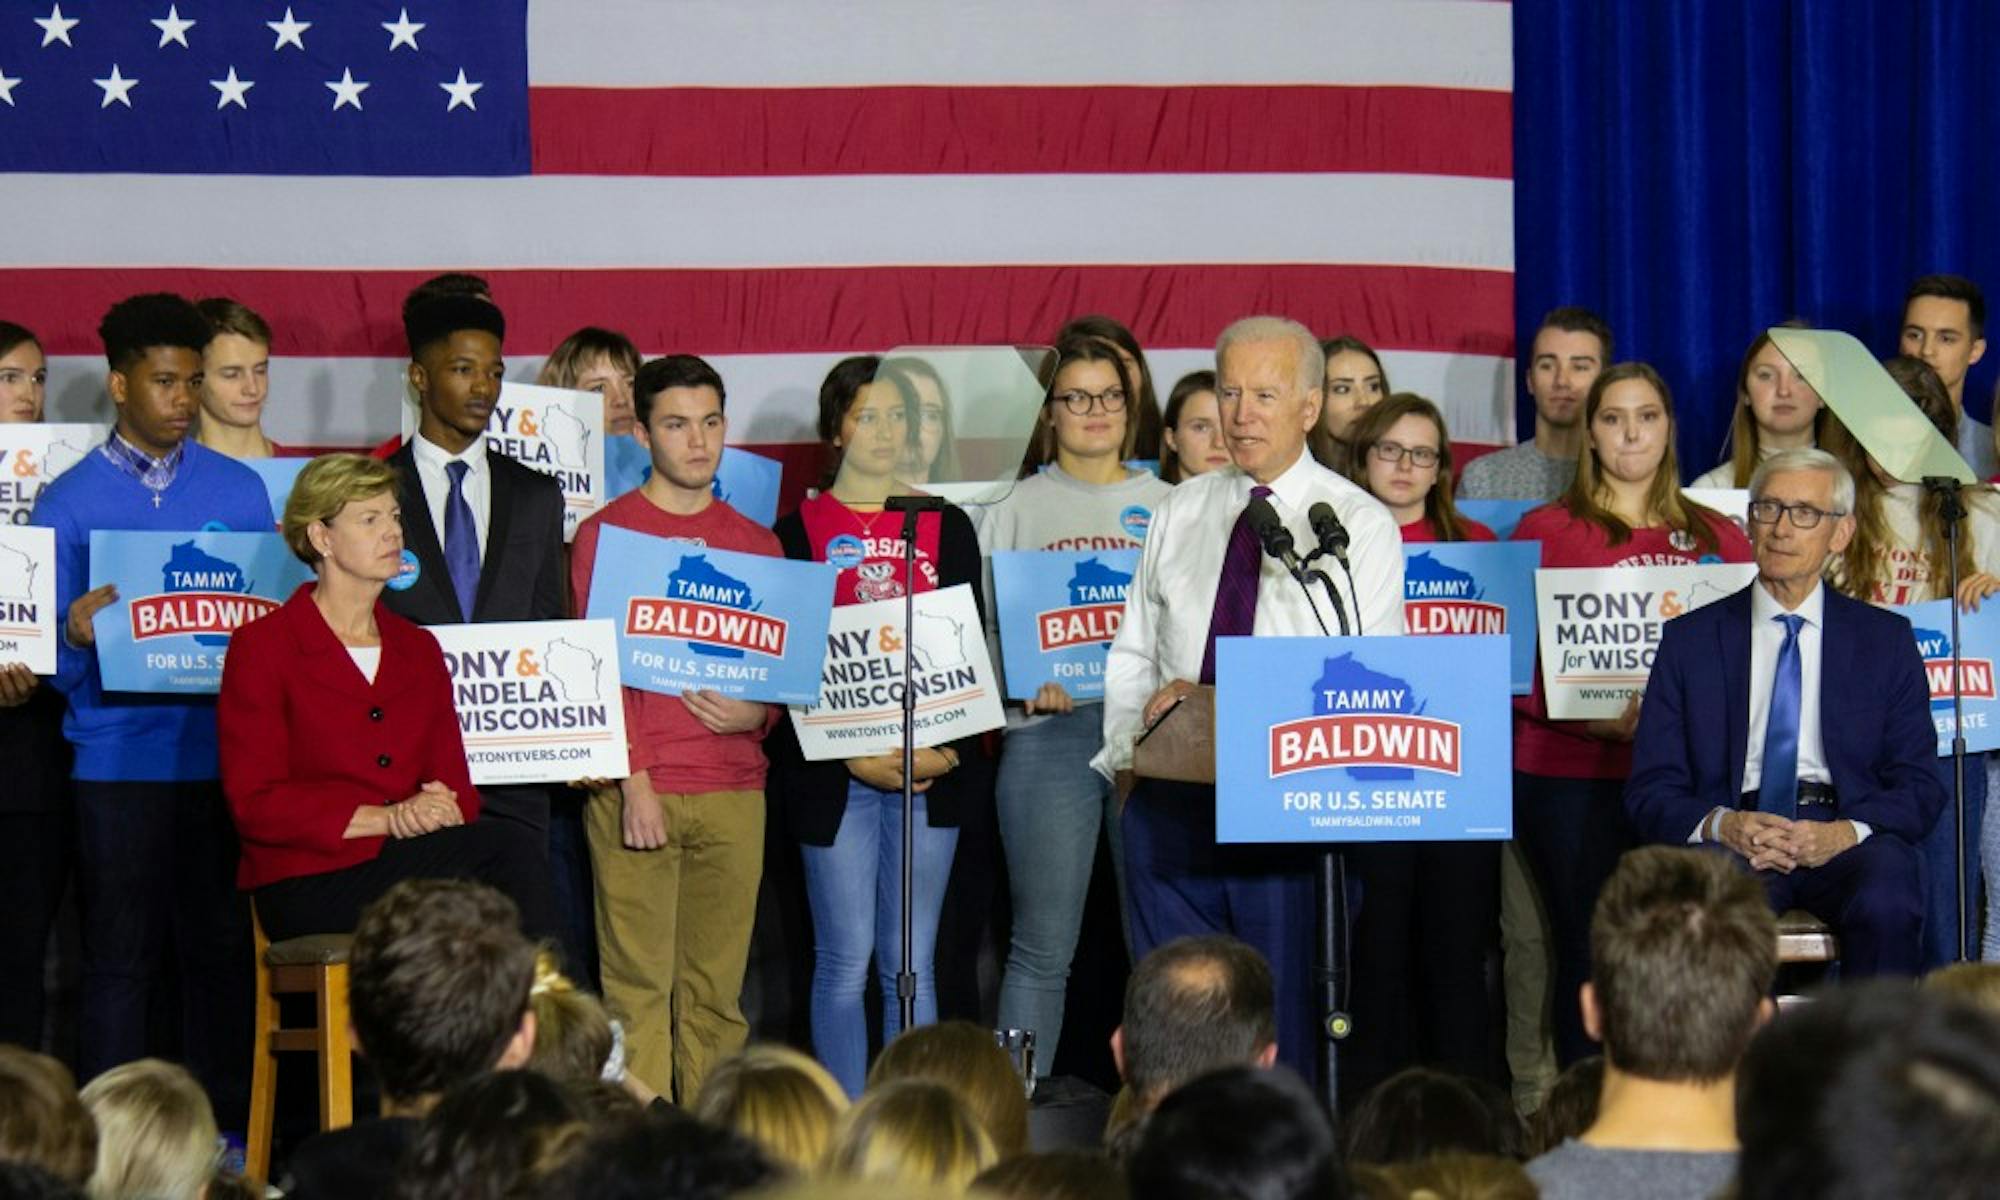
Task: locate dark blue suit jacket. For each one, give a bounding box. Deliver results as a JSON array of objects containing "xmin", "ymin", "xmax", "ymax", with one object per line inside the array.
[{"xmin": 1625, "ymin": 583, "xmax": 1944, "ymax": 845}]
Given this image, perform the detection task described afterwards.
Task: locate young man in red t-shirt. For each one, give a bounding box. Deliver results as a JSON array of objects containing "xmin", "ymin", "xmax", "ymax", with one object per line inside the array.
[{"xmin": 568, "ymin": 354, "xmax": 780, "ymax": 1102}]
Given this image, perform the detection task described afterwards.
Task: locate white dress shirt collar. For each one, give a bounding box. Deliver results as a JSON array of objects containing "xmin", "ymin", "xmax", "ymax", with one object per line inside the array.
[
  {"xmin": 411, "ymin": 430, "xmax": 487, "ymax": 478},
  {"xmin": 1751, "ymin": 575, "xmax": 1825, "ymax": 630}
]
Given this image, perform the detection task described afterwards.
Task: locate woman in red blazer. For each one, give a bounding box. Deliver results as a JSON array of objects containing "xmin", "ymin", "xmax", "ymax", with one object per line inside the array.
[{"xmin": 219, "ymin": 454, "xmax": 551, "ymax": 940}]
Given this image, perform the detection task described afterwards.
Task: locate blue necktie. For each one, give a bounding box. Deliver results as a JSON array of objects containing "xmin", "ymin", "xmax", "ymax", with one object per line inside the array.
[
  {"xmin": 443, "ymin": 459, "xmax": 480, "ymax": 620},
  {"xmin": 1757, "ymin": 613, "xmax": 1805, "ymax": 819}
]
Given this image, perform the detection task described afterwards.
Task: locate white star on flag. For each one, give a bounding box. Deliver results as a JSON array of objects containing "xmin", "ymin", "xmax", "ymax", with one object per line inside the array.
[
  {"xmin": 211, "ymin": 67, "xmax": 253, "ymax": 110},
  {"xmin": 267, "ymin": 8, "xmax": 310, "ymax": 52},
  {"xmin": 441, "ymin": 68, "xmax": 482, "ymax": 112},
  {"xmin": 383, "ymin": 8, "xmax": 425, "ymax": 52},
  {"xmin": 0, "ymin": 70, "xmax": 18, "ymax": 107},
  {"xmin": 151, "ymin": 5, "xmax": 195, "ymax": 49},
  {"xmin": 94, "ymin": 64, "xmax": 137, "ymax": 108},
  {"xmin": 326, "ymin": 67, "xmax": 369, "ymax": 112},
  {"xmin": 35, "ymin": 4, "xmax": 79, "ymax": 48}
]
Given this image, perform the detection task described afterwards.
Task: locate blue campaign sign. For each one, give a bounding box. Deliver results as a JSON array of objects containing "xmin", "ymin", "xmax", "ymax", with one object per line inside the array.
[
  {"xmin": 712, "ymin": 448, "xmax": 783, "ymax": 528},
  {"xmin": 89, "ymin": 530, "xmax": 312, "ymax": 693},
  {"xmin": 583, "ymin": 524, "xmax": 836, "ymax": 705},
  {"xmin": 989, "ymin": 549, "xmax": 1140, "ymax": 701},
  {"xmin": 1402, "ymin": 541, "xmax": 1540, "ymax": 695},
  {"xmin": 1456, "ymin": 499, "xmax": 1538, "ymax": 540},
  {"xmin": 1214, "ymin": 635, "xmax": 1513, "ymax": 844},
  {"xmin": 244, "ymin": 458, "xmax": 309, "ymax": 528},
  {"xmin": 1890, "ymin": 598, "xmax": 2000, "ymax": 756}
]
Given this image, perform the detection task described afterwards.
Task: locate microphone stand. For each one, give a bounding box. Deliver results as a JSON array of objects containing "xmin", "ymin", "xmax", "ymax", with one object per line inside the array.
[
  {"xmin": 1299, "ymin": 530, "xmax": 1356, "ymax": 1113},
  {"xmin": 1923, "ymin": 476, "xmax": 1973, "ymax": 963},
  {"xmin": 884, "ymin": 493, "xmax": 947, "ymax": 1029}
]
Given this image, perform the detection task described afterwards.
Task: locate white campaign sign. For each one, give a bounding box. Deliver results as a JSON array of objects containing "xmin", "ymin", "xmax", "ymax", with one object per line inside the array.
[
  {"xmin": 431, "ymin": 619, "xmax": 631, "ymax": 786},
  {"xmin": 0, "ymin": 526, "xmax": 58, "ymax": 674},
  {"xmin": 789, "ymin": 583, "xmax": 1005, "ymax": 761},
  {"xmin": 401, "ymin": 383, "xmax": 605, "ymax": 542},
  {"xmin": 1534, "ymin": 563, "xmax": 1757, "ymax": 719},
  {"xmin": 0, "ymin": 423, "xmax": 108, "ymax": 526}
]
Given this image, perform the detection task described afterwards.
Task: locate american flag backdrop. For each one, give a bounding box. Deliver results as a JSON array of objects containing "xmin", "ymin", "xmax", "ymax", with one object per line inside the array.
[{"xmin": 1, "ymin": 0, "xmax": 1515, "ymax": 489}]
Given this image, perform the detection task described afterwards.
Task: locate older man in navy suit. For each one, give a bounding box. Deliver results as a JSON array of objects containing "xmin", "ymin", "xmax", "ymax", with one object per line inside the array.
[{"xmin": 1627, "ymin": 448, "xmax": 1942, "ymax": 975}]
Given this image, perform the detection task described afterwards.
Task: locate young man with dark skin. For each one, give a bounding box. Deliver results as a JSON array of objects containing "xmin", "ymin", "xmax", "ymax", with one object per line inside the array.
[
  {"xmin": 1900, "ymin": 274, "xmax": 1992, "ymax": 477},
  {"xmin": 30, "ymin": 293, "xmax": 273, "ymax": 1126}
]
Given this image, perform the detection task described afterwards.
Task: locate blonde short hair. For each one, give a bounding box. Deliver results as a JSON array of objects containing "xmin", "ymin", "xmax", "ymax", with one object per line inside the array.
[
  {"xmin": 0, "ymin": 1046, "xmax": 96, "ymax": 1186},
  {"xmin": 79, "ymin": 1059, "xmax": 217, "ymax": 1200},
  {"xmin": 823, "ymin": 1080, "xmax": 996, "ymax": 1195},
  {"xmin": 282, "ymin": 453, "xmax": 400, "ymax": 566},
  {"xmin": 695, "ymin": 1044, "xmax": 849, "ymax": 1174},
  {"xmin": 868, "ymin": 1021, "xmax": 1029, "ymax": 1158},
  {"xmin": 1925, "ymin": 963, "xmax": 2000, "ymax": 1017},
  {"xmin": 524, "ymin": 950, "xmax": 615, "ymax": 1088}
]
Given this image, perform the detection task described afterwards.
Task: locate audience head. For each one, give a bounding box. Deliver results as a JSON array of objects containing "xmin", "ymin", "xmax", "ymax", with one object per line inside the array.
[
  {"xmin": 1128, "ymin": 1067, "xmax": 1345, "ymax": 1200},
  {"xmin": 1881, "ymin": 353, "xmax": 1957, "ymax": 445},
  {"xmin": 881, "ymin": 355, "xmax": 958, "ymax": 485},
  {"xmin": 693, "ymin": 1043, "xmax": 848, "ymax": 1174},
  {"xmin": 0, "ymin": 1048, "xmax": 95, "ymax": 1188},
  {"xmin": 971, "ymin": 1150, "xmax": 1127, "ymax": 1200},
  {"xmin": 1529, "ymin": 1055, "xmax": 1603, "ymax": 1155},
  {"xmin": 539, "ymin": 327, "xmax": 641, "ymax": 436},
  {"xmin": 822, "ymin": 1080, "xmax": 995, "ymax": 1195},
  {"xmin": 193, "ymin": 298, "xmax": 272, "ymax": 439},
  {"xmin": 348, "ymin": 879, "xmax": 539, "ymax": 1111},
  {"xmin": 538, "ymin": 1109, "xmax": 778, "ymax": 1200},
  {"xmin": 282, "ymin": 453, "xmax": 403, "ymax": 577},
  {"xmin": 1344, "ymin": 1068, "xmax": 1513, "ymax": 1167},
  {"xmin": 0, "ymin": 321, "xmax": 48, "ymax": 423},
  {"xmin": 1214, "ymin": 315, "xmax": 1326, "ymax": 484},
  {"xmin": 1525, "ymin": 306, "xmax": 1612, "ymax": 433},
  {"xmin": 401, "ymin": 272, "xmax": 493, "ymax": 324},
  {"xmin": 77, "ymin": 1060, "xmax": 215, "ymax": 1200},
  {"xmin": 1161, "ymin": 369, "xmax": 1226, "ymax": 483},
  {"xmin": 1924, "ymin": 962, "xmax": 2000, "ymax": 1015},
  {"xmin": 1901, "ymin": 274, "xmax": 1986, "ymax": 399},
  {"xmin": 403, "ymin": 293, "xmax": 506, "ymax": 451},
  {"xmin": 1737, "ymin": 979, "xmax": 2000, "ymax": 1200},
  {"xmin": 816, "ymin": 354, "xmax": 916, "ymax": 488},
  {"xmin": 394, "ymin": 1070, "xmax": 588, "ymax": 1200},
  {"xmin": 1113, "ymin": 934, "xmax": 1277, "ymax": 1109},
  {"xmin": 1585, "ymin": 847, "xmax": 1776, "ymax": 1084},
  {"xmin": 0, "ymin": 1165, "xmax": 81, "ymax": 1200},
  {"xmin": 1315, "ymin": 333, "xmax": 1390, "ymax": 448},
  {"xmin": 1721, "ymin": 323, "xmax": 1821, "ymax": 486},
  {"xmin": 522, "ymin": 951, "xmax": 615, "ymax": 1090},
  {"xmin": 1349, "ymin": 1153, "xmax": 1538, "ymax": 1200},
  {"xmin": 868, "ymin": 1021, "xmax": 1030, "ymax": 1160},
  {"xmin": 1747, "ymin": 448, "xmax": 1855, "ymax": 592},
  {"xmin": 1561, "ymin": 361, "xmax": 1717, "ymax": 552},
  {"xmin": 1057, "ymin": 315, "xmax": 1160, "ymax": 459},
  {"xmin": 1349, "ymin": 393, "xmax": 1472, "ymax": 535},
  {"xmin": 1020, "ymin": 335, "xmax": 1140, "ymax": 479},
  {"xmin": 98, "ymin": 294, "xmax": 212, "ymax": 456}
]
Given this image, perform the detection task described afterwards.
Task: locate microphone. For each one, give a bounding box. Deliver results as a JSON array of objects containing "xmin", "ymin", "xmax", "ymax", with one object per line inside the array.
[
  {"xmin": 1308, "ymin": 502, "xmax": 1350, "ymax": 563},
  {"xmin": 1244, "ymin": 494, "xmax": 1328, "ymax": 637}
]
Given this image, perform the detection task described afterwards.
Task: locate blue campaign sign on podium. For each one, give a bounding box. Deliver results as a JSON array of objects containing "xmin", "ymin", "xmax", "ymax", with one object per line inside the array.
[
  {"xmin": 584, "ymin": 524, "xmax": 836, "ymax": 705},
  {"xmin": 1401, "ymin": 541, "xmax": 1539, "ymax": 694},
  {"xmin": 1214, "ymin": 635, "xmax": 1513, "ymax": 844},
  {"xmin": 1889, "ymin": 598, "xmax": 2000, "ymax": 756},
  {"xmin": 989, "ymin": 548, "xmax": 1140, "ymax": 701},
  {"xmin": 89, "ymin": 530, "xmax": 313, "ymax": 693}
]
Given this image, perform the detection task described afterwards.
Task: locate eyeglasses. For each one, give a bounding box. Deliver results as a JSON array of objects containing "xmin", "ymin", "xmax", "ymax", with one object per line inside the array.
[
  {"xmin": 1747, "ymin": 499, "xmax": 1844, "ymax": 529},
  {"xmin": 1370, "ymin": 440, "xmax": 1441, "ymax": 469},
  {"xmin": 1054, "ymin": 388, "xmax": 1128, "ymax": 415}
]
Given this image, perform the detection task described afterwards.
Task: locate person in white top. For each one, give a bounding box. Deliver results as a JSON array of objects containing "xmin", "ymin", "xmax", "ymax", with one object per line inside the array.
[
  {"xmin": 1094, "ymin": 315, "xmax": 1403, "ymax": 1086},
  {"xmin": 1689, "ymin": 326, "xmax": 1824, "ymax": 490}
]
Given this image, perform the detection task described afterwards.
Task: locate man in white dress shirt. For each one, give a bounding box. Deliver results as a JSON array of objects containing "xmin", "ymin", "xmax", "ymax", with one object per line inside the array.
[{"xmin": 1094, "ymin": 315, "xmax": 1405, "ymax": 1083}]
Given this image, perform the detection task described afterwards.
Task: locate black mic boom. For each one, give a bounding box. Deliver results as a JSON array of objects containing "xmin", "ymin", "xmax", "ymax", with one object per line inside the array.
[
  {"xmin": 1246, "ymin": 495, "xmax": 1305, "ymax": 575},
  {"xmin": 1308, "ymin": 501, "xmax": 1350, "ymax": 561}
]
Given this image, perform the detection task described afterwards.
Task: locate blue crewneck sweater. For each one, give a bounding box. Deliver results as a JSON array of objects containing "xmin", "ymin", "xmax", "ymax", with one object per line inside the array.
[{"xmin": 32, "ymin": 441, "xmax": 274, "ymax": 781}]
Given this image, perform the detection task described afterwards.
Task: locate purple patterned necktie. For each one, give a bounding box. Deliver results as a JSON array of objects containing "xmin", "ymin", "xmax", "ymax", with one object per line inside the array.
[{"xmin": 1199, "ymin": 485, "xmax": 1272, "ymax": 685}]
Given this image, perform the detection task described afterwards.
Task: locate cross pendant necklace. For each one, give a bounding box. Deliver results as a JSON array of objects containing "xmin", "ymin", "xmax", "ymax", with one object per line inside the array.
[{"xmin": 152, "ymin": 492, "xmax": 162, "ymax": 508}]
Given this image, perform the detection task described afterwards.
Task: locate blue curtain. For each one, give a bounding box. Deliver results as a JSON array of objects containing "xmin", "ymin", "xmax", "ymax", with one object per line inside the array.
[{"xmin": 1514, "ymin": 0, "xmax": 2000, "ymax": 473}]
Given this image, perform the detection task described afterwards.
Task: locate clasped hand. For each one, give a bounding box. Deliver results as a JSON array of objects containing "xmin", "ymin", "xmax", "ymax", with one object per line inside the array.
[
  {"xmin": 1717, "ymin": 810, "xmax": 1855, "ymax": 873},
  {"xmin": 388, "ymin": 781, "xmax": 463, "ymax": 839}
]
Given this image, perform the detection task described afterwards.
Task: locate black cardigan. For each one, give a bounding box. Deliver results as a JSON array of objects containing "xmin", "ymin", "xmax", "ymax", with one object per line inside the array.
[{"xmin": 768, "ymin": 503, "xmax": 993, "ymax": 847}]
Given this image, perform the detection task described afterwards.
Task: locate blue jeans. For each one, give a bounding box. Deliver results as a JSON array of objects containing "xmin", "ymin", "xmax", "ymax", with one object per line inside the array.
[
  {"xmin": 996, "ymin": 707, "xmax": 1122, "ymax": 1074},
  {"xmin": 799, "ymin": 780, "xmax": 960, "ymax": 1095},
  {"xmin": 1921, "ymin": 751, "xmax": 1986, "ymax": 968}
]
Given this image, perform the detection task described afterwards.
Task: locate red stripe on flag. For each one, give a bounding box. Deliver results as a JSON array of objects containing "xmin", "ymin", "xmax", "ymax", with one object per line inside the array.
[
  {"xmin": 16, "ymin": 264, "xmax": 1513, "ymax": 358},
  {"xmin": 528, "ymin": 85, "xmax": 1512, "ymax": 179}
]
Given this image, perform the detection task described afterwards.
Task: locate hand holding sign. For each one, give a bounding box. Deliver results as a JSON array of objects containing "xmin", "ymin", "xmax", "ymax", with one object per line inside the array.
[
  {"xmin": 67, "ymin": 583, "xmax": 118, "ymax": 648},
  {"xmin": 0, "ymin": 663, "xmax": 34, "ymax": 707}
]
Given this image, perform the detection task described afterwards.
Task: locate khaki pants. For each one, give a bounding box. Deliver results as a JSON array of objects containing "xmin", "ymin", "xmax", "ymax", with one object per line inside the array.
[{"xmin": 585, "ymin": 785, "xmax": 764, "ymax": 1103}]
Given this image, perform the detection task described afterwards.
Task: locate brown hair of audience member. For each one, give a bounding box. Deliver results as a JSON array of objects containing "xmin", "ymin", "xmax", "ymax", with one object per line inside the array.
[
  {"xmin": 881, "ymin": 355, "xmax": 962, "ymax": 484},
  {"xmin": 523, "ymin": 950, "xmax": 615, "ymax": 1089},
  {"xmin": 1826, "ymin": 355, "xmax": 1975, "ymax": 603},
  {"xmin": 0, "ymin": 1048, "xmax": 96, "ymax": 1186},
  {"xmin": 1309, "ymin": 334, "xmax": 1391, "ymax": 474},
  {"xmin": 1017, "ymin": 335, "xmax": 1141, "ymax": 479},
  {"xmin": 814, "ymin": 354, "xmax": 920, "ymax": 488},
  {"xmin": 694, "ymin": 1044, "xmax": 849, "ymax": 1174},
  {"xmin": 971, "ymin": 1150, "xmax": 1128, "ymax": 1200},
  {"xmin": 1349, "ymin": 1153, "xmax": 1538, "ymax": 1200},
  {"xmin": 1346, "ymin": 393, "xmax": 1475, "ymax": 539},
  {"xmin": 348, "ymin": 879, "xmax": 539, "ymax": 1112},
  {"xmin": 1717, "ymin": 320, "xmax": 1817, "ymax": 488},
  {"xmin": 281, "ymin": 453, "xmax": 400, "ymax": 566},
  {"xmin": 1343, "ymin": 1068, "xmax": 1514, "ymax": 1167},
  {"xmin": 867, "ymin": 1020, "xmax": 1030, "ymax": 1159},
  {"xmin": 1159, "ymin": 369, "xmax": 1217, "ymax": 484},
  {"xmin": 78, "ymin": 1059, "xmax": 218, "ymax": 1200},
  {"xmin": 539, "ymin": 327, "xmax": 640, "ymax": 392},
  {"xmin": 194, "ymin": 297, "xmax": 271, "ymax": 348},
  {"xmin": 401, "ymin": 272, "xmax": 492, "ymax": 326},
  {"xmin": 1057, "ymin": 315, "xmax": 1160, "ymax": 460},
  {"xmin": 1529, "ymin": 1055, "xmax": 1604, "ymax": 1155},
  {"xmin": 1560, "ymin": 361, "xmax": 1722, "ymax": 553},
  {"xmin": 1925, "ymin": 962, "xmax": 2000, "ymax": 1015},
  {"xmin": 822, "ymin": 1080, "xmax": 996, "ymax": 1195},
  {"xmin": 392, "ymin": 1070, "xmax": 590, "ymax": 1200},
  {"xmin": 1538, "ymin": 305, "xmax": 1616, "ymax": 363},
  {"xmin": 1114, "ymin": 935, "xmax": 1277, "ymax": 1110},
  {"xmin": 0, "ymin": 320, "xmax": 39, "ymax": 359},
  {"xmin": 1588, "ymin": 847, "xmax": 1776, "ymax": 1082}
]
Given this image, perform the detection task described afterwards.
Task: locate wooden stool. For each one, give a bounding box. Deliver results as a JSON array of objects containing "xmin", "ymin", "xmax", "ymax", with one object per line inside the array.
[
  {"xmin": 245, "ymin": 914, "xmax": 356, "ymax": 1184},
  {"xmin": 1775, "ymin": 909, "xmax": 1839, "ymax": 1009}
]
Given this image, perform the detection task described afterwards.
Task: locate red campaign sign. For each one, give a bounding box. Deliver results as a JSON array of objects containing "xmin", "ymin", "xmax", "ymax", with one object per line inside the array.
[
  {"xmin": 1925, "ymin": 657, "xmax": 1997, "ymax": 701},
  {"xmin": 1036, "ymin": 602, "xmax": 1123, "ymax": 652},
  {"xmin": 1404, "ymin": 599, "xmax": 1507, "ymax": 636},
  {"xmin": 1268, "ymin": 713, "xmax": 1464, "ymax": 777},
  {"xmin": 625, "ymin": 597, "xmax": 788, "ymax": 658},
  {"xmin": 128, "ymin": 592, "xmax": 280, "ymax": 640}
]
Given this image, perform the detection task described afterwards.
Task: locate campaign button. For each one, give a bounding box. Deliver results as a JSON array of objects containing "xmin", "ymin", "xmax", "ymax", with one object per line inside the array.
[
  {"xmin": 376, "ymin": 753, "xmax": 392, "ymax": 767},
  {"xmin": 369, "ymin": 707, "xmax": 383, "ymax": 721}
]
